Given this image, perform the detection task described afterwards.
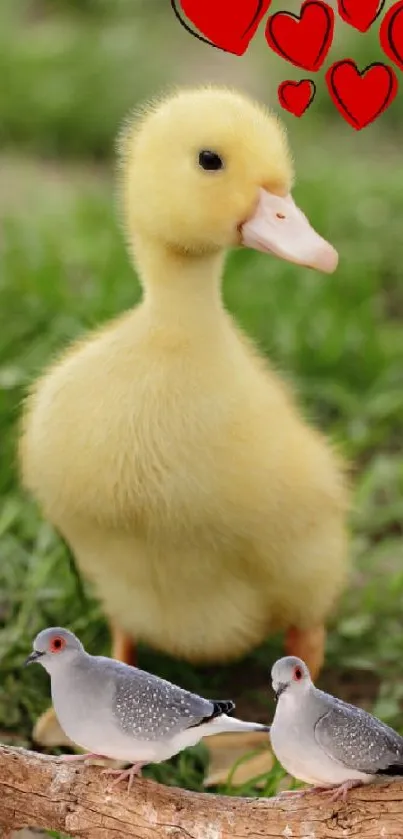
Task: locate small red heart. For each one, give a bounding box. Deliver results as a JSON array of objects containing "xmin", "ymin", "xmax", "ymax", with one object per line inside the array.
[
  {"xmin": 265, "ymin": 0, "xmax": 334, "ymax": 72},
  {"xmin": 380, "ymin": 0, "xmax": 403, "ymax": 71},
  {"xmin": 325, "ymin": 60, "xmax": 398, "ymax": 130},
  {"xmin": 172, "ymin": 0, "xmax": 272, "ymax": 56},
  {"xmin": 337, "ymin": 0, "xmax": 385, "ymax": 33},
  {"xmin": 278, "ymin": 80, "xmax": 316, "ymax": 117}
]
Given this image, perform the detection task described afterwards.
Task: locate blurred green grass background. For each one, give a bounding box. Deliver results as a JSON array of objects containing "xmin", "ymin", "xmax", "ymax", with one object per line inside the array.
[{"xmin": 1, "ymin": 0, "xmax": 403, "ymax": 804}]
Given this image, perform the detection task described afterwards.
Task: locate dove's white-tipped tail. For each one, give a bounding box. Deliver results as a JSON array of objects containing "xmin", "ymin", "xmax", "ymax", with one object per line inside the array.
[{"xmin": 200, "ymin": 715, "xmax": 270, "ymax": 739}]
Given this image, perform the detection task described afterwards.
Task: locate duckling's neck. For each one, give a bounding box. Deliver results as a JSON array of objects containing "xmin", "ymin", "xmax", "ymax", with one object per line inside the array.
[{"xmin": 133, "ymin": 235, "xmax": 226, "ymax": 328}]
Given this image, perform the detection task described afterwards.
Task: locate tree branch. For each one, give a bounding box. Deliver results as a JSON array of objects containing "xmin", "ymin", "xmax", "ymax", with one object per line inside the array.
[{"xmin": 1, "ymin": 744, "xmax": 403, "ymax": 839}]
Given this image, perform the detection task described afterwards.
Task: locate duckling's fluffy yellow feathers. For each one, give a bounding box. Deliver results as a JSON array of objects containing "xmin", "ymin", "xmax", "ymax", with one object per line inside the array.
[{"xmin": 20, "ymin": 86, "xmax": 349, "ymax": 668}]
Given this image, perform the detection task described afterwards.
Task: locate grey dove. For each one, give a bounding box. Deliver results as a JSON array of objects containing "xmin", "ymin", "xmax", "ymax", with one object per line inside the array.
[
  {"xmin": 25, "ymin": 627, "xmax": 270, "ymax": 790},
  {"xmin": 269, "ymin": 656, "xmax": 403, "ymax": 801}
]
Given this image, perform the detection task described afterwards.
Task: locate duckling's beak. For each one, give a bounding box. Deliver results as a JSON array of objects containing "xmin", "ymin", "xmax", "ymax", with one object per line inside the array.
[{"xmin": 241, "ymin": 188, "xmax": 338, "ymax": 274}]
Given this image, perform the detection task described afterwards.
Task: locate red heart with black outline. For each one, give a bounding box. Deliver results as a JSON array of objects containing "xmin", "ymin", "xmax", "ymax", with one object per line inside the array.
[
  {"xmin": 325, "ymin": 60, "xmax": 399, "ymax": 130},
  {"xmin": 265, "ymin": 0, "xmax": 334, "ymax": 72},
  {"xmin": 171, "ymin": 0, "xmax": 272, "ymax": 55},
  {"xmin": 380, "ymin": 0, "xmax": 403, "ymax": 71},
  {"xmin": 278, "ymin": 80, "xmax": 316, "ymax": 117},
  {"xmin": 337, "ymin": 0, "xmax": 385, "ymax": 33}
]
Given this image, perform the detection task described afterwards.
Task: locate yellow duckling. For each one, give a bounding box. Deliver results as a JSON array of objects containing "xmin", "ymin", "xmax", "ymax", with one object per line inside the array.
[{"xmin": 20, "ymin": 87, "xmax": 349, "ymax": 761}]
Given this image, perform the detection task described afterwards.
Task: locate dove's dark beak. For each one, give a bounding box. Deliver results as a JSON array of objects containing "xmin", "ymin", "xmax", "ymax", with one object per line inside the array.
[
  {"xmin": 274, "ymin": 682, "xmax": 287, "ymax": 701},
  {"xmin": 24, "ymin": 650, "xmax": 44, "ymax": 666}
]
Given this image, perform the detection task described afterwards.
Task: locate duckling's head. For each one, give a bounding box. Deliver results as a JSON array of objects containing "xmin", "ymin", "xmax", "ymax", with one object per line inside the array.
[{"xmin": 119, "ymin": 87, "xmax": 337, "ymax": 273}]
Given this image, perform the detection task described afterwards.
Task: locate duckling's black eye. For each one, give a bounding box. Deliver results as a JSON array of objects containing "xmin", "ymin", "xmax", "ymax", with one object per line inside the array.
[{"xmin": 198, "ymin": 150, "xmax": 224, "ymax": 171}]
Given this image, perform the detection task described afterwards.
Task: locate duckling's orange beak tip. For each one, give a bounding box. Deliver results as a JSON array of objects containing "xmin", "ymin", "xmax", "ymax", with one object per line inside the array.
[{"xmin": 241, "ymin": 188, "xmax": 338, "ymax": 274}]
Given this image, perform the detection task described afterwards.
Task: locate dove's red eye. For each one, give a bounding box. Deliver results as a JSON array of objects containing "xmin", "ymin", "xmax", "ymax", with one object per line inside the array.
[
  {"xmin": 294, "ymin": 667, "xmax": 302, "ymax": 681},
  {"xmin": 49, "ymin": 636, "xmax": 66, "ymax": 653}
]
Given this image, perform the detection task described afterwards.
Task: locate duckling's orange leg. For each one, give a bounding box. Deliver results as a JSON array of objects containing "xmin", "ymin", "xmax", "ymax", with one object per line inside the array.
[
  {"xmin": 285, "ymin": 624, "xmax": 325, "ymax": 681},
  {"xmin": 110, "ymin": 620, "xmax": 137, "ymax": 666}
]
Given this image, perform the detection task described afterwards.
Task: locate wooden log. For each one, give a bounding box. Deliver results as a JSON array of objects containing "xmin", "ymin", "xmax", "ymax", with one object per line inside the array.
[{"xmin": 1, "ymin": 744, "xmax": 403, "ymax": 839}]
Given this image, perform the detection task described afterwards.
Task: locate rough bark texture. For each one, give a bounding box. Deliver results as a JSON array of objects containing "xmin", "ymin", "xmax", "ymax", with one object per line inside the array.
[{"xmin": 1, "ymin": 745, "xmax": 403, "ymax": 839}]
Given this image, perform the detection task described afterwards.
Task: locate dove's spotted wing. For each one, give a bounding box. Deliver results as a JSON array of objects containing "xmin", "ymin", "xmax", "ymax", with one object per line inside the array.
[
  {"xmin": 110, "ymin": 662, "xmax": 215, "ymax": 741},
  {"xmin": 314, "ymin": 700, "xmax": 403, "ymax": 775}
]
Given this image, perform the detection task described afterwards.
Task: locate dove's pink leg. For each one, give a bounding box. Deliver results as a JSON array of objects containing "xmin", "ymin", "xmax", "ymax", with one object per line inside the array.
[
  {"xmin": 102, "ymin": 762, "xmax": 146, "ymax": 793},
  {"xmin": 288, "ymin": 780, "xmax": 363, "ymax": 799},
  {"xmin": 309, "ymin": 785, "xmax": 334, "ymax": 794},
  {"xmin": 328, "ymin": 780, "xmax": 363, "ymax": 801},
  {"xmin": 280, "ymin": 785, "xmax": 331, "ymax": 798},
  {"xmin": 293, "ymin": 780, "xmax": 363, "ymax": 800}
]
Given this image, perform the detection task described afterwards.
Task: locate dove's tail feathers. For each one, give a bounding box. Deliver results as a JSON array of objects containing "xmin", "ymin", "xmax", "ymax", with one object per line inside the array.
[
  {"xmin": 211, "ymin": 699, "xmax": 235, "ymax": 718},
  {"xmin": 377, "ymin": 763, "xmax": 403, "ymax": 776},
  {"xmin": 198, "ymin": 714, "xmax": 270, "ymax": 738},
  {"xmin": 196, "ymin": 699, "xmax": 235, "ymax": 728}
]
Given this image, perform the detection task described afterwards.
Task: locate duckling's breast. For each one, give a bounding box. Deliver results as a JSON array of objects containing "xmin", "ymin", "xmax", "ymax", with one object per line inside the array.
[
  {"xmin": 63, "ymin": 521, "xmax": 273, "ymax": 662},
  {"xmin": 20, "ymin": 308, "xmax": 283, "ymax": 533},
  {"xmin": 20, "ymin": 307, "xmax": 348, "ymax": 660}
]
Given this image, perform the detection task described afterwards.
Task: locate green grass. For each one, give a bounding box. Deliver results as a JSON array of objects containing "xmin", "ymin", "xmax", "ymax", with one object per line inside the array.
[
  {"xmin": 1, "ymin": 0, "xmax": 403, "ymax": 159},
  {"xmin": 1, "ymin": 0, "xmax": 403, "ymax": 814},
  {"xmin": 0, "ymin": 0, "xmax": 171, "ymax": 158}
]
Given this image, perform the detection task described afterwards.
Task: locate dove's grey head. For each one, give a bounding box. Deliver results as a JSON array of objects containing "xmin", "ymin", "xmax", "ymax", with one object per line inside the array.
[
  {"xmin": 271, "ymin": 656, "xmax": 312, "ymax": 701},
  {"xmin": 25, "ymin": 627, "xmax": 85, "ymax": 674}
]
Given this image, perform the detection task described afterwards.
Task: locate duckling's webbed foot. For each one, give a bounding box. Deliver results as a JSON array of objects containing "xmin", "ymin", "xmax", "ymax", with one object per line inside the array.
[{"xmin": 285, "ymin": 624, "xmax": 325, "ymax": 681}]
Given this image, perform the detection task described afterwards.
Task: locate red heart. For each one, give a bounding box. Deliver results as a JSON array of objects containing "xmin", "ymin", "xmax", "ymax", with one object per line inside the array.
[
  {"xmin": 278, "ymin": 80, "xmax": 316, "ymax": 117},
  {"xmin": 337, "ymin": 0, "xmax": 385, "ymax": 33},
  {"xmin": 172, "ymin": 0, "xmax": 272, "ymax": 56},
  {"xmin": 380, "ymin": 0, "xmax": 403, "ymax": 71},
  {"xmin": 265, "ymin": 0, "xmax": 334, "ymax": 72},
  {"xmin": 325, "ymin": 60, "xmax": 398, "ymax": 130}
]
